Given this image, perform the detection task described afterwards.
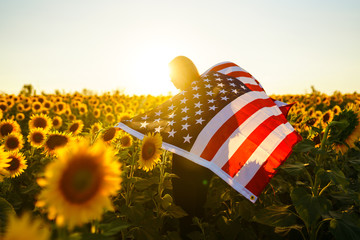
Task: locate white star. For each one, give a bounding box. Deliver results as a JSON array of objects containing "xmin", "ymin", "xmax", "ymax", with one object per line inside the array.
[
  {"xmin": 154, "ymin": 118, "xmax": 161, "ymax": 123},
  {"xmin": 195, "ymin": 109, "xmax": 203, "ymax": 115},
  {"xmin": 196, "ymin": 118, "xmax": 205, "ymax": 125},
  {"xmin": 205, "ymin": 84, "xmax": 212, "ymax": 89},
  {"xmin": 140, "ymin": 121, "xmax": 149, "ymax": 128},
  {"xmin": 193, "ymin": 93, "xmax": 201, "ymax": 99},
  {"xmin": 232, "ymin": 89, "xmax": 238, "ymax": 94},
  {"xmin": 169, "ymin": 112, "xmax": 176, "ymax": 118},
  {"xmin": 181, "ymin": 106, "xmax": 189, "ymax": 113},
  {"xmin": 241, "ymin": 85, "xmax": 247, "ymax": 90},
  {"xmin": 230, "ymin": 83, "xmax": 236, "ymax": 87},
  {"xmin": 206, "ymin": 91, "xmax": 213, "ymax": 96},
  {"xmin": 180, "ymin": 90, "xmax": 187, "ymax": 95},
  {"xmin": 216, "ymin": 77, "xmax": 222, "ymax": 82},
  {"xmin": 213, "ymin": 73, "xmax": 220, "ymax": 77},
  {"xmin": 180, "ymin": 98, "xmax": 188, "ymax": 104},
  {"xmin": 220, "ymin": 89, "xmax": 227, "ymax": 94},
  {"xmin": 191, "ymin": 81, "xmax": 198, "ymax": 85},
  {"xmin": 209, "ymin": 105, "xmax": 217, "ymax": 111},
  {"xmin": 221, "ymin": 96, "xmax": 229, "ymax": 101},
  {"xmin": 208, "ymin": 99, "xmax": 215, "ymax": 103},
  {"xmin": 182, "ymin": 123, "xmax": 190, "ymax": 130},
  {"xmin": 228, "ymin": 77, "xmax": 234, "ymax": 81},
  {"xmin": 182, "ymin": 115, "xmax": 190, "ymax": 121},
  {"xmin": 195, "ymin": 101, "xmax": 202, "ymax": 108},
  {"xmin": 155, "ymin": 110, "xmax": 162, "ymax": 116},
  {"xmin": 168, "ymin": 104, "xmax": 175, "ymax": 111},
  {"xmin": 154, "ymin": 126, "xmax": 162, "ymax": 133},
  {"xmin": 168, "ymin": 129, "xmax": 176, "ymax": 137},
  {"xmin": 218, "ymin": 83, "xmax": 225, "ymax": 88},
  {"xmin": 183, "ymin": 134, "xmax": 192, "ymax": 143},
  {"xmin": 168, "ymin": 120, "xmax": 175, "ymax": 126},
  {"xmin": 192, "ymin": 85, "xmax": 199, "ymax": 91},
  {"xmin": 203, "ymin": 78, "xmax": 210, "ymax": 82},
  {"xmin": 141, "ymin": 115, "xmax": 149, "ymax": 120}
]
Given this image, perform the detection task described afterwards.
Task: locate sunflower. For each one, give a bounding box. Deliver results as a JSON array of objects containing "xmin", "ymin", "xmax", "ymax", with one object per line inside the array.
[
  {"xmin": 68, "ymin": 120, "xmax": 84, "ymax": 135},
  {"xmin": 138, "ymin": 132, "xmax": 162, "ymax": 172},
  {"xmin": 29, "ymin": 113, "xmax": 52, "ymax": 132},
  {"xmin": 16, "ymin": 103, "xmax": 25, "ymax": 112},
  {"xmin": 0, "ymin": 119, "xmax": 21, "ymax": 139},
  {"xmin": 332, "ymin": 105, "xmax": 341, "ymax": 115},
  {"xmin": 36, "ymin": 138, "xmax": 122, "ymax": 229},
  {"xmin": 321, "ymin": 109, "xmax": 334, "ymax": 127},
  {"xmin": 55, "ymin": 102, "xmax": 66, "ymax": 115},
  {"xmin": 90, "ymin": 122, "xmax": 102, "ymax": 136},
  {"xmin": 118, "ymin": 113, "xmax": 132, "ymax": 123},
  {"xmin": 0, "ymin": 101, "xmax": 8, "ymax": 112},
  {"xmin": 43, "ymin": 131, "xmax": 71, "ymax": 156},
  {"xmin": 119, "ymin": 132, "xmax": 133, "ymax": 148},
  {"xmin": 105, "ymin": 113, "xmax": 115, "ymax": 124},
  {"xmin": 43, "ymin": 100, "xmax": 53, "ymax": 110},
  {"xmin": 93, "ymin": 108, "xmax": 101, "ymax": 119},
  {"xmin": 0, "ymin": 146, "xmax": 10, "ymax": 180},
  {"xmin": 32, "ymin": 101, "xmax": 43, "ymax": 113},
  {"xmin": 101, "ymin": 127, "xmax": 119, "ymax": 143},
  {"xmin": 0, "ymin": 109, "xmax": 3, "ymax": 120},
  {"xmin": 78, "ymin": 103, "xmax": 88, "ymax": 115},
  {"xmin": 3, "ymin": 132, "xmax": 24, "ymax": 152},
  {"xmin": 52, "ymin": 116, "xmax": 63, "ymax": 130},
  {"xmin": 16, "ymin": 112, "xmax": 25, "ymax": 121},
  {"xmin": 6, "ymin": 151, "xmax": 27, "ymax": 178},
  {"xmin": 2, "ymin": 212, "xmax": 50, "ymax": 240},
  {"xmin": 329, "ymin": 109, "xmax": 360, "ymax": 154},
  {"xmin": 28, "ymin": 128, "xmax": 47, "ymax": 148}
]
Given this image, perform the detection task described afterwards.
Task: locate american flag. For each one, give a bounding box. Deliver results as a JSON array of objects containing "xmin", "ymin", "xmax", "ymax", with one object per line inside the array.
[{"xmin": 115, "ymin": 62, "xmax": 301, "ymax": 202}]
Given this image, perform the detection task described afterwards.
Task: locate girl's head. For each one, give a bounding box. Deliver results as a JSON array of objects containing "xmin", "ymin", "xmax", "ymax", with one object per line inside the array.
[{"xmin": 169, "ymin": 56, "xmax": 200, "ymax": 90}]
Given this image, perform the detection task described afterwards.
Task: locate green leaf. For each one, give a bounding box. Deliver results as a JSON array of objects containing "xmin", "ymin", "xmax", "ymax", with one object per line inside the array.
[
  {"xmin": 329, "ymin": 216, "xmax": 360, "ymax": 240},
  {"xmin": 291, "ymin": 187, "xmax": 331, "ymax": 230},
  {"xmin": 323, "ymin": 168, "xmax": 349, "ymax": 189},
  {"xmin": 0, "ymin": 197, "xmax": 16, "ymax": 232},
  {"xmin": 253, "ymin": 205, "xmax": 299, "ymax": 228},
  {"xmin": 99, "ymin": 218, "xmax": 130, "ymax": 236},
  {"xmin": 279, "ymin": 162, "xmax": 309, "ymax": 175},
  {"xmin": 166, "ymin": 204, "xmax": 188, "ymax": 219},
  {"xmin": 293, "ymin": 139, "xmax": 315, "ymax": 153}
]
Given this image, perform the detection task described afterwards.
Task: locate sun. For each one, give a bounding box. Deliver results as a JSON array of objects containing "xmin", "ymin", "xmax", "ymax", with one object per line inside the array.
[{"xmin": 130, "ymin": 44, "xmax": 180, "ymax": 96}]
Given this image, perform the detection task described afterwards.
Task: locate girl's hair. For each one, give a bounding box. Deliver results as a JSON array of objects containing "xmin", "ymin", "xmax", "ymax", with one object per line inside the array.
[{"xmin": 169, "ymin": 56, "xmax": 200, "ymax": 84}]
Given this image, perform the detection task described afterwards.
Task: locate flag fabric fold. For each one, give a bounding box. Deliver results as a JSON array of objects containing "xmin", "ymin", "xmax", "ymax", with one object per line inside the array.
[{"xmin": 115, "ymin": 64, "xmax": 301, "ymax": 202}]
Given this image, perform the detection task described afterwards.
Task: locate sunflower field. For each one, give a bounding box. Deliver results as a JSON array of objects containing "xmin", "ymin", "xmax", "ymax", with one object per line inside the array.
[{"xmin": 0, "ymin": 85, "xmax": 360, "ymax": 240}]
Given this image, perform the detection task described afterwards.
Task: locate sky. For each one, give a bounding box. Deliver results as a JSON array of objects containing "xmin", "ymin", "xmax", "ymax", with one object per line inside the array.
[{"xmin": 0, "ymin": 0, "xmax": 359, "ymax": 96}]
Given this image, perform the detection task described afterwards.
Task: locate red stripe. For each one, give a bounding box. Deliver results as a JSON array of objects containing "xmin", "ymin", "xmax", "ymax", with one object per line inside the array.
[
  {"xmin": 200, "ymin": 97, "xmax": 276, "ymax": 161},
  {"xmin": 208, "ymin": 62, "xmax": 239, "ymax": 72},
  {"xmin": 221, "ymin": 114, "xmax": 288, "ymax": 178},
  {"xmin": 227, "ymin": 71, "xmax": 253, "ymax": 78},
  {"xmin": 245, "ymin": 131, "xmax": 302, "ymax": 196},
  {"xmin": 245, "ymin": 84, "xmax": 264, "ymax": 92}
]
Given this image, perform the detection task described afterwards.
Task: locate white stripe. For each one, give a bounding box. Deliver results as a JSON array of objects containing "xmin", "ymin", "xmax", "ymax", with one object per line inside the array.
[
  {"xmin": 233, "ymin": 122, "xmax": 295, "ymax": 186},
  {"xmin": 190, "ymin": 91, "xmax": 271, "ymax": 155},
  {"xmin": 202, "ymin": 61, "xmax": 233, "ymax": 75},
  {"xmin": 217, "ymin": 66, "xmax": 247, "ymax": 75},
  {"xmin": 273, "ymin": 99, "xmax": 287, "ymax": 107},
  {"xmin": 237, "ymin": 76, "xmax": 259, "ymax": 85},
  {"xmin": 211, "ymin": 106, "xmax": 282, "ymax": 168}
]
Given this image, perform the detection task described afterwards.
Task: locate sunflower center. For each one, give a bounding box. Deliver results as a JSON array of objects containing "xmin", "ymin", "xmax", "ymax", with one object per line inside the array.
[
  {"xmin": 7, "ymin": 156, "xmax": 20, "ymax": 171},
  {"xmin": 46, "ymin": 135, "xmax": 68, "ymax": 150},
  {"xmin": 120, "ymin": 136, "xmax": 130, "ymax": 146},
  {"xmin": 32, "ymin": 132, "xmax": 45, "ymax": 143},
  {"xmin": 142, "ymin": 142, "xmax": 156, "ymax": 161},
  {"xmin": 59, "ymin": 157, "xmax": 102, "ymax": 204},
  {"xmin": 0, "ymin": 123, "xmax": 13, "ymax": 136},
  {"xmin": 103, "ymin": 128, "xmax": 116, "ymax": 142},
  {"xmin": 323, "ymin": 113, "xmax": 330, "ymax": 123},
  {"xmin": 34, "ymin": 118, "xmax": 47, "ymax": 128},
  {"xmin": 34, "ymin": 104, "xmax": 41, "ymax": 110},
  {"xmin": 69, "ymin": 123, "xmax": 79, "ymax": 133},
  {"xmin": 53, "ymin": 119, "xmax": 60, "ymax": 126},
  {"xmin": 6, "ymin": 136, "xmax": 19, "ymax": 150}
]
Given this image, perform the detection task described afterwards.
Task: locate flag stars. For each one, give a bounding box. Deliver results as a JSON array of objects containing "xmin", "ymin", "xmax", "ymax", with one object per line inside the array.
[
  {"xmin": 155, "ymin": 110, "xmax": 162, "ymax": 116},
  {"xmin": 217, "ymin": 83, "xmax": 225, "ymax": 88},
  {"xmin": 182, "ymin": 115, "xmax": 190, "ymax": 121},
  {"xmin": 180, "ymin": 90, "xmax": 187, "ymax": 95},
  {"xmin": 206, "ymin": 91, "xmax": 213, "ymax": 96},
  {"xmin": 221, "ymin": 96, "xmax": 229, "ymax": 101},
  {"xmin": 154, "ymin": 118, "xmax": 161, "ymax": 123},
  {"xmin": 230, "ymin": 83, "xmax": 236, "ymax": 87},
  {"xmin": 169, "ymin": 112, "xmax": 176, "ymax": 118},
  {"xmin": 192, "ymin": 85, "xmax": 199, "ymax": 91},
  {"xmin": 196, "ymin": 118, "xmax": 205, "ymax": 125},
  {"xmin": 168, "ymin": 129, "xmax": 176, "ymax": 137},
  {"xmin": 168, "ymin": 120, "xmax": 175, "ymax": 126},
  {"xmin": 193, "ymin": 93, "xmax": 201, "ymax": 99},
  {"xmin": 195, "ymin": 101, "xmax": 202, "ymax": 108},
  {"xmin": 154, "ymin": 126, "xmax": 162, "ymax": 133},
  {"xmin": 183, "ymin": 134, "xmax": 192, "ymax": 143},
  {"xmin": 141, "ymin": 115, "xmax": 149, "ymax": 120},
  {"xmin": 232, "ymin": 89, "xmax": 238, "ymax": 94},
  {"xmin": 181, "ymin": 106, "xmax": 189, "ymax": 113},
  {"xmin": 209, "ymin": 105, "xmax": 217, "ymax": 111},
  {"xmin": 215, "ymin": 77, "xmax": 222, "ymax": 82},
  {"xmin": 195, "ymin": 109, "xmax": 203, "ymax": 115},
  {"xmin": 203, "ymin": 78, "xmax": 210, "ymax": 82},
  {"xmin": 205, "ymin": 84, "xmax": 212, "ymax": 89},
  {"xmin": 220, "ymin": 89, "xmax": 227, "ymax": 94},
  {"xmin": 182, "ymin": 123, "xmax": 190, "ymax": 130},
  {"xmin": 208, "ymin": 99, "xmax": 215, "ymax": 104},
  {"xmin": 180, "ymin": 98, "xmax": 188, "ymax": 104},
  {"xmin": 168, "ymin": 104, "xmax": 175, "ymax": 111},
  {"xmin": 140, "ymin": 121, "xmax": 149, "ymax": 128}
]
